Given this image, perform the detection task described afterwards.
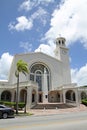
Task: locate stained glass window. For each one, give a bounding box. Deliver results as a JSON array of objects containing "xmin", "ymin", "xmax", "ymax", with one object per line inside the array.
[{"xmin": 30, "ymin": 63, "xmax": 50, "ymax": 91}]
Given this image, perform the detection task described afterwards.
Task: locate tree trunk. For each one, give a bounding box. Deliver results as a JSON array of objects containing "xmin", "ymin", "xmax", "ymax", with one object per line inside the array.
[
  {"xmin": 24, "ymin": 92, "xmax": 27, "ymax": 113},
  {"xmin": 16, "ymin": 74, "xmax": 19, "ymax": 114}
]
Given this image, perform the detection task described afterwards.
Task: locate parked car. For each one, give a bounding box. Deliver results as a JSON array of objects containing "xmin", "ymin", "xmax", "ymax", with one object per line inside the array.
[{"xmin": 0, "ymin": 105, "xmax": 15, "ymax": 119}]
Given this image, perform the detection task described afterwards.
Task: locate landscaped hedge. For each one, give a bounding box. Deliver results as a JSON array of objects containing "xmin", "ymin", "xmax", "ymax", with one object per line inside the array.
[
  {"xmin": 82, "ymin": 99, "xmax": 87, "ymax": 106},
  {"xmin": 14, "ymin": 102, "xmax": 25, "ymax": 109},
  {"xmin": 0, "ymin": 101, "xmax": 4, "ymax": 104},
  {"xmin": 0, "ymin": 101, "xmax": 25, "ymax": 109}
]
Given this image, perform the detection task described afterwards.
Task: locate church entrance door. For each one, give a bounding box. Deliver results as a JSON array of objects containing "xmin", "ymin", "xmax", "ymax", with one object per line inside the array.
[{"xmin": 38, "ymin": 93, "xmax": 43, "ymax": 102}]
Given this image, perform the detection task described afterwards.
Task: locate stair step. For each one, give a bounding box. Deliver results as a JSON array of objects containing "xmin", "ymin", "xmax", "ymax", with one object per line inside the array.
[{"xmin": 32, "ymin": 103, "xmax": 75, "ymax": 109}]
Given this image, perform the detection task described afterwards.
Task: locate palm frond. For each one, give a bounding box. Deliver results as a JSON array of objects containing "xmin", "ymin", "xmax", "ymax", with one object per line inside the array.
[{"xmin": 16, "ymin": 59, "xmax": 29, "ymax": 76}]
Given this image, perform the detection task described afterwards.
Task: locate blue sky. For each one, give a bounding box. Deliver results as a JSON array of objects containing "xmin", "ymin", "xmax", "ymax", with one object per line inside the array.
[{"xmin": 0, "ymin": 0, "xmax": 87, "ymax": 86}]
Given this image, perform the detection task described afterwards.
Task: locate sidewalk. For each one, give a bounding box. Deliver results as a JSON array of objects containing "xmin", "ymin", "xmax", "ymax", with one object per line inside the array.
[{"xmin": 29, "ymin": 104, "xmax": 87, "ymax": 116}]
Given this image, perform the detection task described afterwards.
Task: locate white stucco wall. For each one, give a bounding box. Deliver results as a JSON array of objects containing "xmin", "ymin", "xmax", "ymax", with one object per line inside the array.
[{"xmin": 8, "ymin": 52, "xmax": 71, "ymax": 89}]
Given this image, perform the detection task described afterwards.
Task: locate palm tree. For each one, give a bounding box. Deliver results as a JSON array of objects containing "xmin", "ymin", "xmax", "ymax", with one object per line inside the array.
[{"xmin": 15, "ymin": 60, "xmax": 29, "ymax": 114}]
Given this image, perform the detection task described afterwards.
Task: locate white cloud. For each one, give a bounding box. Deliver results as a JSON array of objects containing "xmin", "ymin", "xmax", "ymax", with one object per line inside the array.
[
  {"xmin": 8, "ymin": 16, "xmax": 33, "ymax": 31},
  {"xmin": 0, "ymin": 53, "xmax": 13, "ymax": 80},
  {"xmin": 19, "ymin": 0, "xmax": 35, "ymax": 11},
  {"xmin": 19, "ymin": 0, "xmax": 55, "ymax": 11},
  {"xmin": 20, "ymin": 41, "xmax": 32, "ymax": 53},
  {"xmin": 9, "ymin": 7, "xmax": 48, "ymax": 31},
  {"xmin": 43, "ymin": 0, "xmax": 87, "ymax": 47},
  {"xmin": 35, "ymin": 43, "xmax": 55, "ymax": 56},
  {"xmin": 37, "ymin": 0, "xmax": 55, "ymax": 5},
  {"xmin": 31, "ymin": 7, "xmax": 48, "ymax": 26},
  {"xmin": 71, "ymin": 64, "xmax": 87, "ymax": 86}
]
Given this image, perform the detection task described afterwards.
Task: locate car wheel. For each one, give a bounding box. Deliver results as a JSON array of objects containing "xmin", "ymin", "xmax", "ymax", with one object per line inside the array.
[{"xmin": 3, "ymin": 113, "xmax": 8, "ymax": 119}]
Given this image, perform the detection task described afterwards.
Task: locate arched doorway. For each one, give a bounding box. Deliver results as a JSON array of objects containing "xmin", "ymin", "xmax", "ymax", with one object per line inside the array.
[
  {"xmin": 1, "ymin": 90, "xmax": 11, "ymax": 101},
  {"xmin": 20, "ymin": 89, "xmax": 27, "ymax": 102},
  {"xmin": 66, "ymin": 90, "xmax": 76, "ymax": 102},
  {"xmin": 57, "ymin": 92, "xmax": 60, "ymax": 102},
  {"xmin": 38, "ymin": 92, "xmax": 43, "ymax": 102},
  {"xmin": 32, "ymin": 90, "xmax": 36, "ymax": 103},
  {"xmin": 48, "ymin": 91, "xmax": 60, "ymax": 102},
  {"xmin": 14, "ymin": 91, "xmax": 16, "ymax": 102}
]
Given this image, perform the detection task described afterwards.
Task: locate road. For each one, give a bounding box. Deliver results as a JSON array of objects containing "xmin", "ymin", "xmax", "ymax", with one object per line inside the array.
[{"xmin": 0, "ymin": 111, "xmax": 87, "ymax": 130}]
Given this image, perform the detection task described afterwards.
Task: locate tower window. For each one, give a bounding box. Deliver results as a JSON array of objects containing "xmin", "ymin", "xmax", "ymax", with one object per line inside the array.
[
  {"xmin": 59, "ymin": 40, "xmax": 61, "ymax": 44},
  {"xmin": 62, "ymin": 40, "xmax": 64, "ymax": 45}
]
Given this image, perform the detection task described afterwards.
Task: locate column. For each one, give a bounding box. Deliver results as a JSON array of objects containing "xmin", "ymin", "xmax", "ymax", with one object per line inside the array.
[
  {"xmin": 26, "ymin": 86, "xmax": 32, "ymax": 110},
  {"xmin": 43, "ymin": 67, "xmax": 48, "ymax": 103},
  {"xmin": 75, "ymin": 89, "xmax": 80, "ymax": 107},
  {"xmin": 60, "ymin": 92, "xmax": 63, "ymax": 102},
  {"xmin": 11, "ymin": 90, "xmax": 15, "ymax": 102},
  {"xmin": 63, "ymin": 90, "xmax": 66, "ymax": 103},
  {"xmin": 35, "ymin": 89, "xmax": 38, "ymax": 104}
]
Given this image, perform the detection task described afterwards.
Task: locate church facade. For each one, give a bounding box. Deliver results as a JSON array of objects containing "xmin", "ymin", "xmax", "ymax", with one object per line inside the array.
[{"xmin": 0, "ymin": 37, "xmax": 85, "ymax": 109}]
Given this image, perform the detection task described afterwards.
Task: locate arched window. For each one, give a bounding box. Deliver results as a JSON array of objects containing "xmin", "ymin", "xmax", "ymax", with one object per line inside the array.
[
  {"xmin": 35, "ymin": 70, "xmax": 42, "ymax": 91},
  {"xmin": 30, "ymin": 63, "xmax": 50, "ymax": 91},
  {"xmin": 62, "ymin": 40, "xmax": 64, "ymax": 45},
  {"xmin": 59, "ymin": 40, "xmax": 61, "ymax": 44}
]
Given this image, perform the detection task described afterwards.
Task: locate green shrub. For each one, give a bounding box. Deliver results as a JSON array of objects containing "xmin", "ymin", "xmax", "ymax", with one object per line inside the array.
[
  {"xmin": 14, "ymin": 102, "xmax": 25, "ymax": 109},
  {"xmin": 18, "ymin": 102, "xmax": 25, "ymax": 109},
  {"xmin": 0, "ymin": 101, "xmax": 4, "ymax": 104},
  {"xmin": 82, "ymin": 99, "xmax": 87, "ymax": 106},
  {"xmin": 4, "ymin": 101, "xmax": 14, "ymax": 107},
  {"xmin": 0, "ymin": 101, "xmax": 25, "ymax": 109}
]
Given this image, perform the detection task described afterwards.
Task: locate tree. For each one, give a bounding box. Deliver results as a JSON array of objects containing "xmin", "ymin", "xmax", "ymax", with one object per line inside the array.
[{"xmin": 15, "ymin": 60, "xmax": 29, "ymax": 114}]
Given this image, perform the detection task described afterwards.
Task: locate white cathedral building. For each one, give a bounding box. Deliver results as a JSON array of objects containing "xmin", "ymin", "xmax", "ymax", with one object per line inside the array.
[{"xmin": 0, "ymin": 37, "xmax": 86, "ymax": 109}]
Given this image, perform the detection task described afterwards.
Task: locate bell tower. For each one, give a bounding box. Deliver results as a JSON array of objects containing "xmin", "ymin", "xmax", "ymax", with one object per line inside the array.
[
  {"xmin": 54, "ymin": 37, "xmax": 67, "ymax": 60},
  {"xmin": 54, "ymin": 37, "xmax": 71, "ymax": 84}
]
